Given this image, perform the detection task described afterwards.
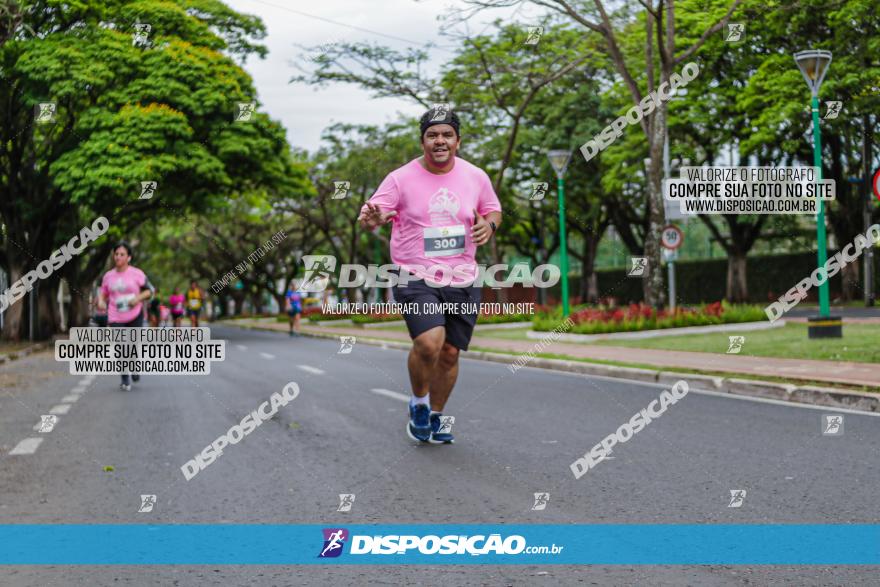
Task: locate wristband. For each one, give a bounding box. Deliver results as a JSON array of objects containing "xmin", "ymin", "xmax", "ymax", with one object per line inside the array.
[{"xmin": 489, "ymin": 221, "xmax": 497, "ymax": 233}]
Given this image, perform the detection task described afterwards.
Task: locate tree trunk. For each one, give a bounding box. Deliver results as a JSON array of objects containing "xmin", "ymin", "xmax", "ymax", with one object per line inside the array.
[
  {"xmin": 1, "ymin": 263, "xmax": 25, "ymax": 341},
  {"xmin": 581, "ymin": 231, "xmax": 601, "ymax": 304},
  {"xmin": 726, "ymin": 253, "xmax": 748, "ymax": 302},
  {"xmin": 273, "ymin": 292, "xmax": 287, "ymax": 315},
  {"xmin": 68, "ymin": 285, "xmax": 90, "ymax": 328},
  {"xmin": 644, "ymin": 103, "xmax": 667, "ymax": 308},
  {"xmin": 36, "ymin": 281, "xmax": 60, "ymax": 340},
  {"xmin": 217, "ymin": 293, "xmax": 228, "ymax": 318},
  {"xmin": 840, "ymin": 261, "xmax": 859, "ymax": 302}
]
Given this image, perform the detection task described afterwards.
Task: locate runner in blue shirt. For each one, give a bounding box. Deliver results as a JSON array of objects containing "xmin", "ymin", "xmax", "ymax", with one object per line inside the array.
[{"xmin": 285, "ymin": 280, "xmax": 303, "ymax": 337}]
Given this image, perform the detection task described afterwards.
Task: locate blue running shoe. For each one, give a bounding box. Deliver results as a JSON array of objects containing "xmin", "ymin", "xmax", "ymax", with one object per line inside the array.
[
  {"xmin": 406, "ymin": 403, "xmax": 431, "ymax": 442},
  {"xmin": 429, "ymin": 412, "xmax": 454, "ymax": 444}
]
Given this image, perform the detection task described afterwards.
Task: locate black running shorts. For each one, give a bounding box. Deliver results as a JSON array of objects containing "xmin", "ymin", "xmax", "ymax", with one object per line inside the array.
[{"xmin": 393, "ymin": 279, "xmax": 482, "ymax": 351}]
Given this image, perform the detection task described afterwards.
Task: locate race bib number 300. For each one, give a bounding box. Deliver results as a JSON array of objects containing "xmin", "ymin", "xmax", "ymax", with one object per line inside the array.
[{"xmin": 424, "ymin": 225, "xmax": 466, "ymax": 257}]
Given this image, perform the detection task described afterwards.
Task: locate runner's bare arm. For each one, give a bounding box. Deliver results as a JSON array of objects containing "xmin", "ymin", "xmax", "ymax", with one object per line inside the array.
[
  {"xmin": 135, "ymin": 279, "xmax": 155, "ymax": 303},
  {"xmin": 472, "ymin": 209, "xmax": 501, "ymax": 246}
]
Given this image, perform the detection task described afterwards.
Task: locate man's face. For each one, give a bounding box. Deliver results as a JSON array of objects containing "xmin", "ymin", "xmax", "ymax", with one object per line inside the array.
[{"xmin": 422, "ymin": 124, "xmax": 459, "ymax": 166}]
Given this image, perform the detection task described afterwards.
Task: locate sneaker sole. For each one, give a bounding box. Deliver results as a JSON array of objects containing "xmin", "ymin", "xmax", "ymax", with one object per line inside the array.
[
  {"xmin": 428, "ymin": 436, "xmax": 454, "ymax": 445},
  {"xmin": 406, "ymin": 421, "xmax": 430, "ymax": 443}
]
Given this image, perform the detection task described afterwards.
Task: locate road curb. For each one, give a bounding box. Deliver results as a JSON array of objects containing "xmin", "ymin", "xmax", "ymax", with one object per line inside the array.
[{"xmin": 224, "ymin": 321, "xmax": 879, "ymax": 414}]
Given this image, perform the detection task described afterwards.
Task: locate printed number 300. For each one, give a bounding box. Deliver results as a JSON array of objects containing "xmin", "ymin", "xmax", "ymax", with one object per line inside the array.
[{"xmin": 434, "ymin": 238, "xmax": 456, "ymax": 249}]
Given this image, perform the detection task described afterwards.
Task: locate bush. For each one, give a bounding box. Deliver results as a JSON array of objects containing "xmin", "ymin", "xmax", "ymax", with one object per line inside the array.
[
  {"xmin": 305, "ymin": 307, "xmax": 352, "ymax": 322},
  {"xmin": 533, "ymin": 301, "xmax": 766, "ymax": 334},
  {"xmin": 307, "ymin": 314, "xmax": 353, "ymax": 322},
  {"xmin": 350, "ymin": 313, "xmax": 403, "ymax": 324}
]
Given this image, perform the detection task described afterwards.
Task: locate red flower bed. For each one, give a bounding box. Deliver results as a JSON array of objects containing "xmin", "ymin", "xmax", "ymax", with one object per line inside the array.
[
  {"xmin": 535, "ymin": 301, "xmax": 766, "ymax": 334},
  {"xmin": 569, "ymin": 303, "xmax": 695, "ymax": 325}
]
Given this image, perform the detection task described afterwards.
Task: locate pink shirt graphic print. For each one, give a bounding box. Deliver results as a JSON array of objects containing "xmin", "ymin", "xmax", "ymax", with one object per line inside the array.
[{"xmin": 363, "ymin": 157, "xmax": 501, "ymax": 286}]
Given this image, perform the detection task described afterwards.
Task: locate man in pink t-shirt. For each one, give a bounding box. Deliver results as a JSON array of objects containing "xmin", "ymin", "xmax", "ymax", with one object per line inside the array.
[
  {"xmin": 98, "ymin": 241, "xmax": 154, "ymax": 391},
  {"xmin": 358, "ymin": 106, "xmax": 502, "ymax": 444}
]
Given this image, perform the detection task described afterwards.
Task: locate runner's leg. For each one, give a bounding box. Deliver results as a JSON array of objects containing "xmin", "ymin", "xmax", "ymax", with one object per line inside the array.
[
  {"xmin": 109, "ymin": 321, "xmax": 130, "ymax": 387},
  {"xmin": 428, "ymin": 342, "xmax": 460, "ymax": 412},
  {"xmin": 427, "ymin": 284, "xmax": 479, "ymax": 412},
  {"xmin": 407, "ymin": 326, "xmax": 444, "ymax": 398}
]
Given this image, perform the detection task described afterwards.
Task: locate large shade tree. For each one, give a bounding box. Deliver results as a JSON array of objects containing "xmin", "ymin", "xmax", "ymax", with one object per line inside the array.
[{"xmin": 0, "ymin": 0, "xmax": 305, "ymax": 340}]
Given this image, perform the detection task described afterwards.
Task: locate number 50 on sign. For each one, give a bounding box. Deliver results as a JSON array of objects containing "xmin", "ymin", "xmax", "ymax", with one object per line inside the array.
[{"xmin": 661, "ymin": 225, "xmax": 684, "ymax": 250}]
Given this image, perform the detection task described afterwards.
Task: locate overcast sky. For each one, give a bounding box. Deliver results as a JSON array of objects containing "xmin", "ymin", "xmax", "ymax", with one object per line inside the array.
[{"xmin": 224, "ymin": 0, "xmax": 531, "ymax": 153}]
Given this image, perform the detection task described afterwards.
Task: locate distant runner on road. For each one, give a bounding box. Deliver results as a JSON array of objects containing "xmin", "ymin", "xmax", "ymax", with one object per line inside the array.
[
  {"xmin": 147, "ymin": 289, "xmax": 161, "ymax": 327},
  {"xmin": 285, "ymin": 280, "xmax": 303, "ymax": 337},
  {"xmin": 186, "ymin": 280, "xmax": 204, "ymax": 327},
  {"xmin": 169, "ymin": 287, "xmax": 185, "ymax": 327},
  {"xmin": 98, "ymin": 241, "xmax": 154, "ymax": 391},
  {"xmin": 358, "ymin": 106, "xmax": 502, "ymax": 444}
]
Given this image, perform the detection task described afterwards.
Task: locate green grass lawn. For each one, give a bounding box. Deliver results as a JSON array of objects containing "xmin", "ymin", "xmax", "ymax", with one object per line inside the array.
[
  {"xmin": 0, "ymin": 342, "xmax": 37, "ymax": 355},
  {"xmin": 590, "ymin": 323, "xmax": 880, "ymax": 363},
  {"xmin": 476, "ymin": 323, "xmax": 880, "ymax": 363},
  {"xmin": 304, "ymin": 318, "xmax": 880, "ymax": 363},
  {"xmin": 467, "ymin": 346, "xmax": 880, "ymax": 393},
  {"xmin": 474, "ymin": 327, "xmax": 533, "ymax": 339},
  {"xmin": 367, "ymin": 324, "xmax": 409, "ymax": 331}
]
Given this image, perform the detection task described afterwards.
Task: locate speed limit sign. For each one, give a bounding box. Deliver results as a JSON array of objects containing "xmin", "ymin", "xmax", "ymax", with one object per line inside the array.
[{"xmin": 661, "ymin": 225, "xmax": 684, "ymax": 250}]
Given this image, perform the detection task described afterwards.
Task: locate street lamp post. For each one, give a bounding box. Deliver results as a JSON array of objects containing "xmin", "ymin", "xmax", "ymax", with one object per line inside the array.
[
  {"xmin": 794, "ymin": 49, "xmax": 842, "ymax": 338},
  {"xmin": 547, "ymin": 149, "xmax": 572, "ymax": 317},
  {"xmin": 532, "ymin": 199, "xmax": 547, "ymax": 305}
]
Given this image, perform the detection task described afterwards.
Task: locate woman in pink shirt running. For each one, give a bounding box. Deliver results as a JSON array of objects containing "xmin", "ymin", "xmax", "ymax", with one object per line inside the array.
[
  {"xmin": 97, "ymin": 242, "xmax": 154, "ymax": 391},
  {"xmin": 168, "ymin": 287, "xmax": 186, "ymax": 327}
]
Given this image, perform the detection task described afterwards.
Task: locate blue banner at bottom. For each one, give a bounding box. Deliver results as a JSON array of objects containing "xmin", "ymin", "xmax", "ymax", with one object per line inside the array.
[{"xmin": 1, "ymin": 524, "xmax": 878, "ymax": 564}]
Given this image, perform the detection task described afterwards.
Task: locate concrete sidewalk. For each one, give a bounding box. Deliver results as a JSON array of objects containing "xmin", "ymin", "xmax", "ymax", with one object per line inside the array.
[{"xmin": 228, "ymin": 319, "xmax": 879, "ymax": 389}]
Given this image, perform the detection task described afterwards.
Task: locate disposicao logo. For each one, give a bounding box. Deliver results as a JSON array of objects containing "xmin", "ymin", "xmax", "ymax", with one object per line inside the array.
[{"xmin": 319, "ymin": 528, "xmax": 348, "ymax": 558}]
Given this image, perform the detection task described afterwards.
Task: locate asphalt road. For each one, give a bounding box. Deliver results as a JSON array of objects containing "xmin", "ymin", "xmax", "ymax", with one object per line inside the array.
[{"xmin": 1, "ymin": 323, "xmax": 878, "ymax": 586}]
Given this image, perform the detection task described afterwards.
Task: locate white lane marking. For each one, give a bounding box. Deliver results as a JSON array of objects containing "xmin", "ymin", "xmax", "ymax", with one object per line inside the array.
[
  {"xmin": 82, "ymin": 376, "xmax": 95, "ymax": 384},
  {"xmin": 9, "ymin": 438, "xmax": 43, "ymax": 455},
  {"xmin": 260, "ymin": 352, "xmax": 275, "ymax": 360},
  {"xmin": 33, "ymin": 418, "xmax": 59, "ymax": 432},
  {"xmin": 49, "ymin": 404, "xmax": 71, "ymax": 415},
  {"xmin": 72, "ymin": 386, "xmax": 87, "ymax": 394},
  {"xmin": 370, "ymin": 388, "xmax": 410, "ymax": 402},
  {"xmin": 61, "ymin": 395, "xmax": 79, "ymax": 403},
  {"xmin": 298, "ymin": 365, "xmax": 325, "ymax": 375},
  {"xmin": 237, "ymin": 344, "xmax": 248, "ymax": 351}
]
